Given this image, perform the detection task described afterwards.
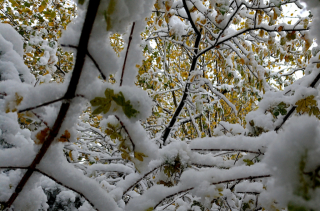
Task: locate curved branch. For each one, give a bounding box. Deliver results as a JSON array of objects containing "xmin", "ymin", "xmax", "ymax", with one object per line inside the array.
[{"xmin": 35, "ymin": 169, "xmax": 97, "ymax": 210}]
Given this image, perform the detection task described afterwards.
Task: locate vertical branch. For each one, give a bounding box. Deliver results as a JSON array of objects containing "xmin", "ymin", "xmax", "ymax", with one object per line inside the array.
[
  {"xmin": 186, "ymin": 104, "xmax": 201, "ymax": 137},
  {"xmin": 120, "ymin": 22, "xmax": 135, "ymax": 86},
  {"xmin": 4, "ymin": 0, "xmax": 101, "ymax": 208},
  {"xmin": 161, "ymin": 0, "xmax": 202, "ymax": 145}
]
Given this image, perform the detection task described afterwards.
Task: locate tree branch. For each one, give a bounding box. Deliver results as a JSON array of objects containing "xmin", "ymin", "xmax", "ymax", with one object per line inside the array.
[
  {"xmin": 115, "ymin": 115, "xmax": 135, "ymax": 151},
  {"xmin": 182, "ymin": 0, "xmax": 200, "ymax": 36},
  {"xmin": 161, "ymin": 1, "xmax": 202, "ymax": 144},
  {"xmin": 191, "ymin": 148, "xmax": 264, "ymax": 155},
  {"xmin": 18, "ymin": 97, "xmax": 64, "ymax": 113},
  {"xmin": 34, "ymin": 169, "xmax": 98, "ymax": 210},
  {"xmin": 123, "ymin": 165, "xmax": 162, "ymax": 195},
  {"xmin": 4, "ymin": 1, "xmax": 101, "ymax": 208},
  {"xmin": 153, "ymin": 174, "xmax": 271, "ymax": 209},
  {"xmin": 275, "ymin": 72, "xmax": 320, "ymax": 132},
  {"xmin": 61, "ymin": 44, "xmax": 106, "ymax": 80},
  {"xmin": 120, "ymin": 22, "xmax": 135, "ymax": 86}
]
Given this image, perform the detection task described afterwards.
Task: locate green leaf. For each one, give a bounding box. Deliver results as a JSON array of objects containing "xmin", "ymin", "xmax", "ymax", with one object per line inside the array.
[
  {"xmin": 90, "ymin": 97, "xmax": 108, "ymax": 106},
  {"xmin": 104, "ymin": 0, "xmax": 117, "ymax": 31},
  {"xmin": 122, "ymin": 102, "xmax": 139, "ymax": 118},
  {"xmin": 288, "ymin": 202, "xmax": 308, "ymax": 211},
  {"xmin": 92, "ymin": 106, "xmax": 104, "ymax": 115},
  {"xmin": 102, "ymin": 101, "xmax": 112, "ymax": 113},
  {"xmin": 112, "ymin": 92, "xmax": 126, "ymax": 106},
  {"xmin": 242, "ymin": 202, "xmax": 250, "ymax": 211},
  {"xmin": 243, "ymin": 159, "xmax": 254, "ymax": 166},
  {"xmin": 105, "ymin": 88, "xmax": 114, "ymax": 99},
  {"xmin": 78, "ymin": 0, "xmax": 85, "ymax": 5},
  {"xmin": 145, "ymin": 207, "xmax": 154, "ymax": 211},
  {"xmin": 280, "ymin": 109, "xmax": 287, "ymax": 115},
  {"xmin": 91, "ymin": 88, "xmax": 139, "ymax": 118}
]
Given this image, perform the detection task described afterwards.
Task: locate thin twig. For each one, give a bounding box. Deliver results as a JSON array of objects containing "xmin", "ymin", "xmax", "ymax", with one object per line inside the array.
[
  {"xmin": 154, "ymin": 188, "xmax": 194, "ymax": 209},
  {"xmin": 0, "ymin": 166, "xmax": 28, "ymax": 169},
  {"xmin": 191, "ymin": 148, "xmax": 264, "ymax": 155},
  {"xmin": 234, "ymin": 152, "xmax": 240, "ymax": 165},
  {"xmin": 87, "ymin": 51, "xmax": 106, "ymax": 80},
  {"xmin": 61, "ymin": 44, "xmax": 106, "ymax": 80},
  {"xmin": 115, "ymin": 115, "xmax": 135, "ymax": 151},
  {"xmin": 31, "ymin": 111, "xmax": 50, "ymax": 128},
  {"xmin": 120, "ymin": 22, "xmax": 135, "ymax": 86},
  {"xmin": 161, "ymin": 192, "xmax": 189, "ymax": 210},
  {"xmin": 212, "ymin": 175, "xmax": 271, "ymax": 185},
  {"xmin": 123, "ymin": 165, "xmax": 162, "ymax": 195},
  {"xmin": 153, "ymin": 174, "xmax": 271, "ymax": 209},
  {"xmin": 18, "ymin": 97, "xmax": 64, "ymax": 113},
  {"xmin": 36, "ymin": 169, "xmax": 98, "ymax": 210}
]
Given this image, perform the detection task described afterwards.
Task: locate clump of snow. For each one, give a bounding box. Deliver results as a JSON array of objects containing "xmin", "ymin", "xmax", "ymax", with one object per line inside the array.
[{"xmin": 262, "ymin": 116, "xmax": 320, "ymax": 210}]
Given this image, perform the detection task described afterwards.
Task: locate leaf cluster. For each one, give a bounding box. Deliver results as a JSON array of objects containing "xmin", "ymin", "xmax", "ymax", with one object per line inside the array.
[
  {"xmin": 295, "ymin": 95, "xmax": 320, "ymax": 116},
  {"xmin": 90, "ymin": 88, "xmax": 139, "ymax": 118}
]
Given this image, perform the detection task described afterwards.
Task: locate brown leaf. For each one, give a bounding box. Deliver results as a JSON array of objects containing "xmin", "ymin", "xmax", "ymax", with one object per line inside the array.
[
  {"xmin": 58, "ymin": 130, "xmax": 71, "ymax": 142},
  {"xmin": 277, "ymin": 26, "xmax": 283, "ymax": 32},
  {"xmin": 35, "ymin": 128, "xmax": 50, "ymax": 144}
]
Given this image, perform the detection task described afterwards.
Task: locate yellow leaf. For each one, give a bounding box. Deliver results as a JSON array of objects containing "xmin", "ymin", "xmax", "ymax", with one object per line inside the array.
[
  {"xmin": 48, "ymin": 22, "xmax": 54, "ymax": 27},
  {"xmin": 181, "ymin": 71, "xmax": 188, "ymax": 78},
  {"xmin": 134, "ymin": 151, "xmax": 147, "ymax": 161},
  {"xmin": 69, "ymin": 151, "xmax": 73, "ymax": 161},
  {"xmin": 240, "ymin": 58, "xmax": 245, "ymax": 65},
  {"xmin": 15, "ymin": 93, "xmax": 23, "ymax": 106},
  {"xmin": 156, "ymin": 56, "xmax": 161, "ymax": 64},
  {"xmin": 259, "ymin": 29, "xmax": 264, "ymax": 37},
  {"xmin": 38, "ymin": 5, "xmax": 46, "ymax": 12},
  {"xmin": 165, "ymin": 1, "xmax": 171, "ymax": 11},
  {"xmin": 295, "ymin": 95, "xmax": 317, "ymax": 114},
  {"xmin": 121, "ymin": 151, "xmax": 130, "ymax": 160}
]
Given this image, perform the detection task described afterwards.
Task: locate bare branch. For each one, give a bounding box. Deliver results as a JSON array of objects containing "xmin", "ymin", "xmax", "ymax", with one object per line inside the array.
[
  {"xmin": 120, "ymin": 22, "xmax": 135, "ymax": 86},
  {"xmin": 191, "ymin": 148, "xmax": 264, "ymax": 155},
  {"xmin": 123, "ymin": 165, "xmax": 162, "ymax": 195},
  {"xmin": 115, "ymin": 115, "xmax": 135, "ymax": 151},
  {"xmin": 18, "ymin": 97, "xmax": 64, "ymax": 113}
]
